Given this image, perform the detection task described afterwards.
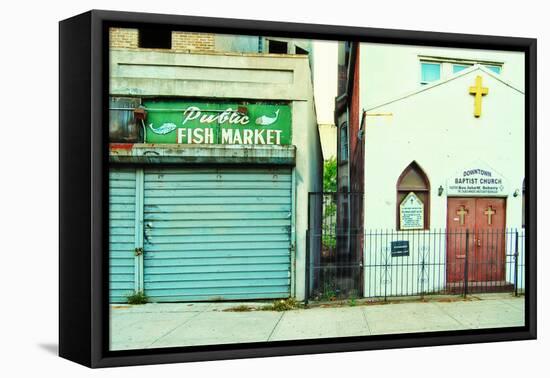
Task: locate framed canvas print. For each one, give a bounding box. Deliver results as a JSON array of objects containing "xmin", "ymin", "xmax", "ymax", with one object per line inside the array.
[{"xmin": 59, "ymin": 10, "xmax": 537, "ymax": 368}]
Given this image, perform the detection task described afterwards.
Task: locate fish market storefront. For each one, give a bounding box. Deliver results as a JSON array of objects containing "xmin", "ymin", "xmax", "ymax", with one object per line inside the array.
[{"xmin": 108, "ymin": 48, "xmax": 323, "ymax": 303}]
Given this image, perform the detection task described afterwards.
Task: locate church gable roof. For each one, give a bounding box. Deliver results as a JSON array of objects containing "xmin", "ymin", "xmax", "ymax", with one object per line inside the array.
[{"xmin": 365, "ymin": 64, "xmax": 524, "ymax": 112}]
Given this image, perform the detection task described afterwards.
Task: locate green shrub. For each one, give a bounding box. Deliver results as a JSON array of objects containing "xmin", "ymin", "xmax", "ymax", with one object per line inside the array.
[
  {"xmin": 322, "ymin": 279, "xmax": 338, "ymax": 300},
  {"xmin": 126, "ymin": 291, "xmax": 148, "ymax": 305},
  {"xmin": 322, "ymin": 234, "xmax": 337, "ymax": 249},
  {"xmin": 262, "ymin": 298, "xmax": 301, "ymax": 311},
  {"xmin": 323, "ymin": 157, "xmax": 337, "ymax": 192}
]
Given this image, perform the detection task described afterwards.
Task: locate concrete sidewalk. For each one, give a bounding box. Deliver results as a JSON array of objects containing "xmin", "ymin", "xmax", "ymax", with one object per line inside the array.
[{"xmin": 110, "ymin": 293, "xmax": 525, "ymax": 351}]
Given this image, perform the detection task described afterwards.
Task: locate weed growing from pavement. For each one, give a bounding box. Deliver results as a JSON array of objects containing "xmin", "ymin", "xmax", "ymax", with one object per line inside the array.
[
  {"xmin": 126, "ymin": 291, "xmax": 149, "ymax": 305},
  {"xmin": 222, "ymin": 298, "xmax": 302, "ymax": 312},
  {"xmin": 262, "ymin": 298, "xmax": 302, "ymax": 311},
  {"xmin": 318, "ymin": 282, "xmax": 337, "ymax": 301},
  {"xmin": 223, "ymin": 305, "xmax": 254, "ymax": 312},
  {"xmin": 214, "ymin": 293, "xmax": 501, "ymax": 313}
]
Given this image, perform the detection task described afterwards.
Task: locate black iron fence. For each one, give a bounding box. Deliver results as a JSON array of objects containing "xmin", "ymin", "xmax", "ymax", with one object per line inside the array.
[
  {"xmin": 306, "ymin": 192, "xmax": 364, "ymax": 302},
  {"xmin": 306, "ymin": 227, "xmax": 525, "ymax": 303}
]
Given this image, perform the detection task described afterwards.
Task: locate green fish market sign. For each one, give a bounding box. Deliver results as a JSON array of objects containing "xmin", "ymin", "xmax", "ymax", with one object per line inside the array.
[{"xmin": 143, "ymin": 100, "xmax": 292, "ymax": 145}]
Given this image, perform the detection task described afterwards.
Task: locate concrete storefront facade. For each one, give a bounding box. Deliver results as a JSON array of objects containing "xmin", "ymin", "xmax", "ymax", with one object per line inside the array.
[{"xmin": 109, "ymin": 42, "xmax": 322, "ymax": 303}]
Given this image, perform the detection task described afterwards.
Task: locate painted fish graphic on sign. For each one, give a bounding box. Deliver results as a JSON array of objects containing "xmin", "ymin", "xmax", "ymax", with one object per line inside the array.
[
  {"xmin": 149, "ymin": 122, "xmax": 177, "ymax": 135},
  {"xmin": 255, "ymin": 109, "xmax": 280, "ymax": 126}
]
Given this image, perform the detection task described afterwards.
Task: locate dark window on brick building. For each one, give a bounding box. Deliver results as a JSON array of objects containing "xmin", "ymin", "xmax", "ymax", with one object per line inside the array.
[
  {"xmin": 340, "ymin": 122, "xmax": 349, "ymax": 162},
  {"xmin": 295, "ymin": 46, "xmax": 308, "ymax": 55},
  {"xmin": 139, "ymin": 28, "xmax": 171, "ymax": 49},
  {"xmin": 268, "ymin": 40, "xmax": 288, "ymax": 54}
]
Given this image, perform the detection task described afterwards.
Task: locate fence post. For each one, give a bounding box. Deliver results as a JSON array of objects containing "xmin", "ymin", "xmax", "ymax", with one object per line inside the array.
[
  {"xmin": 464, "ymin": 230, "xmax": 469, "ymax": 297},
  {"xmin": 384, "ymin": 232, "xmax": 388, "ymax": 302},
  {"xmin": 305, "ymin": 229, "xmax": 310, "ymax": 306},
  {"xmin": 514, "ymin": 229, "xmax": 519, "ymax": 297},
  {"xmin": 420, "ymin": 243, "xmax": 426, "ymax": 298}
]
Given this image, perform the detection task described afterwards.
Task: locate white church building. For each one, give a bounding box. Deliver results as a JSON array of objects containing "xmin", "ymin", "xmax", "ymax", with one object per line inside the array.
[{"xmin": 345, "ymin": 44, "xmax": 526, "ymax": 297}]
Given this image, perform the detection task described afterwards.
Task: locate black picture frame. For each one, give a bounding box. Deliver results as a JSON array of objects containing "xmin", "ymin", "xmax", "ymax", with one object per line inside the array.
[{"xmin": 59, "ymin": 9, "xmax": 537, "ymax": 368}]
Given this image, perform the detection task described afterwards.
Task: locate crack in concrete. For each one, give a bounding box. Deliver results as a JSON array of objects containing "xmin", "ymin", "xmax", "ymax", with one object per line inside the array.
[
  {"xmin": 361, "ymin": 307, "xmax": 372, "ymax": 335},
  {"xmin": 431, "ymin": 302, "xmax": 470, "ymax": 328},
  {"xmin": 145, "ymin": 304, "xmax": 212, "ymax": 348},
  {"xmin": 266, "ymin": 312, "xmax": 286, "ymax": 342},
  {"xmin": 498, "ymin": 297, "xmax": 525, "ymax": 312}
]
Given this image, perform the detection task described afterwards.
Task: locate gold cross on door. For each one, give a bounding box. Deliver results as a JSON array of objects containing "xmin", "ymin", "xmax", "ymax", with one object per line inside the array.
[
  {"xmin": 469, "ymin": 75, "xmax": 489, "ymax": 117},
  {"xmin": 484, "ymin": 206, "xmax": 496, "ymax": 225},
  {"xmin": 456, "ymin": 206, "xmax": 468, "ymax": 225}
]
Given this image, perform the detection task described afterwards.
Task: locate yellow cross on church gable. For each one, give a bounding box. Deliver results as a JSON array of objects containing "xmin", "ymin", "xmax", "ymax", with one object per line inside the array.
[{"xmin": 469, "ymin": 75, "xmax": 489, "ymax": 117}]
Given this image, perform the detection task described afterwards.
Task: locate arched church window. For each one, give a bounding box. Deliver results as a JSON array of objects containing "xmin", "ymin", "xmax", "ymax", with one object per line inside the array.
[{"xmin": 396, "ymin": 162, "xmax": 430, "ymax": 230}]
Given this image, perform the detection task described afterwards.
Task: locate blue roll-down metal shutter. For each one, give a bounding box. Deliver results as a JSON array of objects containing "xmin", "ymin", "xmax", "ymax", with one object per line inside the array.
[
  {"xmin": 143, "ymin": 167, "xmax": 292, "ymax": 302},
  {"xmin": 109, "ymin": 168, "xmax": 138, "ymax": 303}
]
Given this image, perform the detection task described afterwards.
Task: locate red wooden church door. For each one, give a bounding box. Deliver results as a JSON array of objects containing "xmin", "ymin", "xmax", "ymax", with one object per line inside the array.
[{"xmin": 446, "ymin": 198, "xmax": 506, "ymax": 284}]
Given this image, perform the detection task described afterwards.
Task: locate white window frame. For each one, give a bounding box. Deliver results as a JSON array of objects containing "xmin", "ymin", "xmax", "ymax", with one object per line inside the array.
[
  {"xmin": 419, "ymin": 56, "xmax": 504, "ymax": 84},
  {"xmin": 420, "ymin": 61, "xmax": 442, "ymax": 85}
]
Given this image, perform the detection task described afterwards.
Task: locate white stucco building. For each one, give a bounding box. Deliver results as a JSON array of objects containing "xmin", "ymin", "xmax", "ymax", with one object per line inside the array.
[
  {"xmin": 312, "ymin": 40, "xmax": 339, "ymax": 160},
  {"xmin": 341, "ymin": 44, "xmax": 526, "ymax": 297},
  {"xmin": 360, "ymin": 43, "xmax": 525, "ymax": 108},
  {"xmin": 363, "ymin": 64, "xmax": 524, "ymax": 232}
]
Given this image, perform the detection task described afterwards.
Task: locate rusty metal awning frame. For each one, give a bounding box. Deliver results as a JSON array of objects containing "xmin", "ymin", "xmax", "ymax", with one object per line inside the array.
[{"xmin": 109, "ymin": 143, "xmax": 296, "ymax": 166}]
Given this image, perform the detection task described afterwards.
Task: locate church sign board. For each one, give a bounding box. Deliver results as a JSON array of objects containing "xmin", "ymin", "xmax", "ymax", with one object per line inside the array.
[
  {"xmin": 143, "ymin": 100, "xmax": 292, "ymax": 145},
  {"xmin": 399, "ymin": 192, "xmax": 424, "ymax": 230},
  {"xmin": 391, "ymin": 241, "xmax": 410, "ymax": 257},
  {"xmin": 446, "ymin": 162, "xmax": 507, "ymax": 196}
]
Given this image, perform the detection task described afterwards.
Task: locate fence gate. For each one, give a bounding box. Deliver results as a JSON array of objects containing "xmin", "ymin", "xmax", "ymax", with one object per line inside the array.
[{"xmin": 306, "ymin": 192, "xmax": 364, "ymax": 302}]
